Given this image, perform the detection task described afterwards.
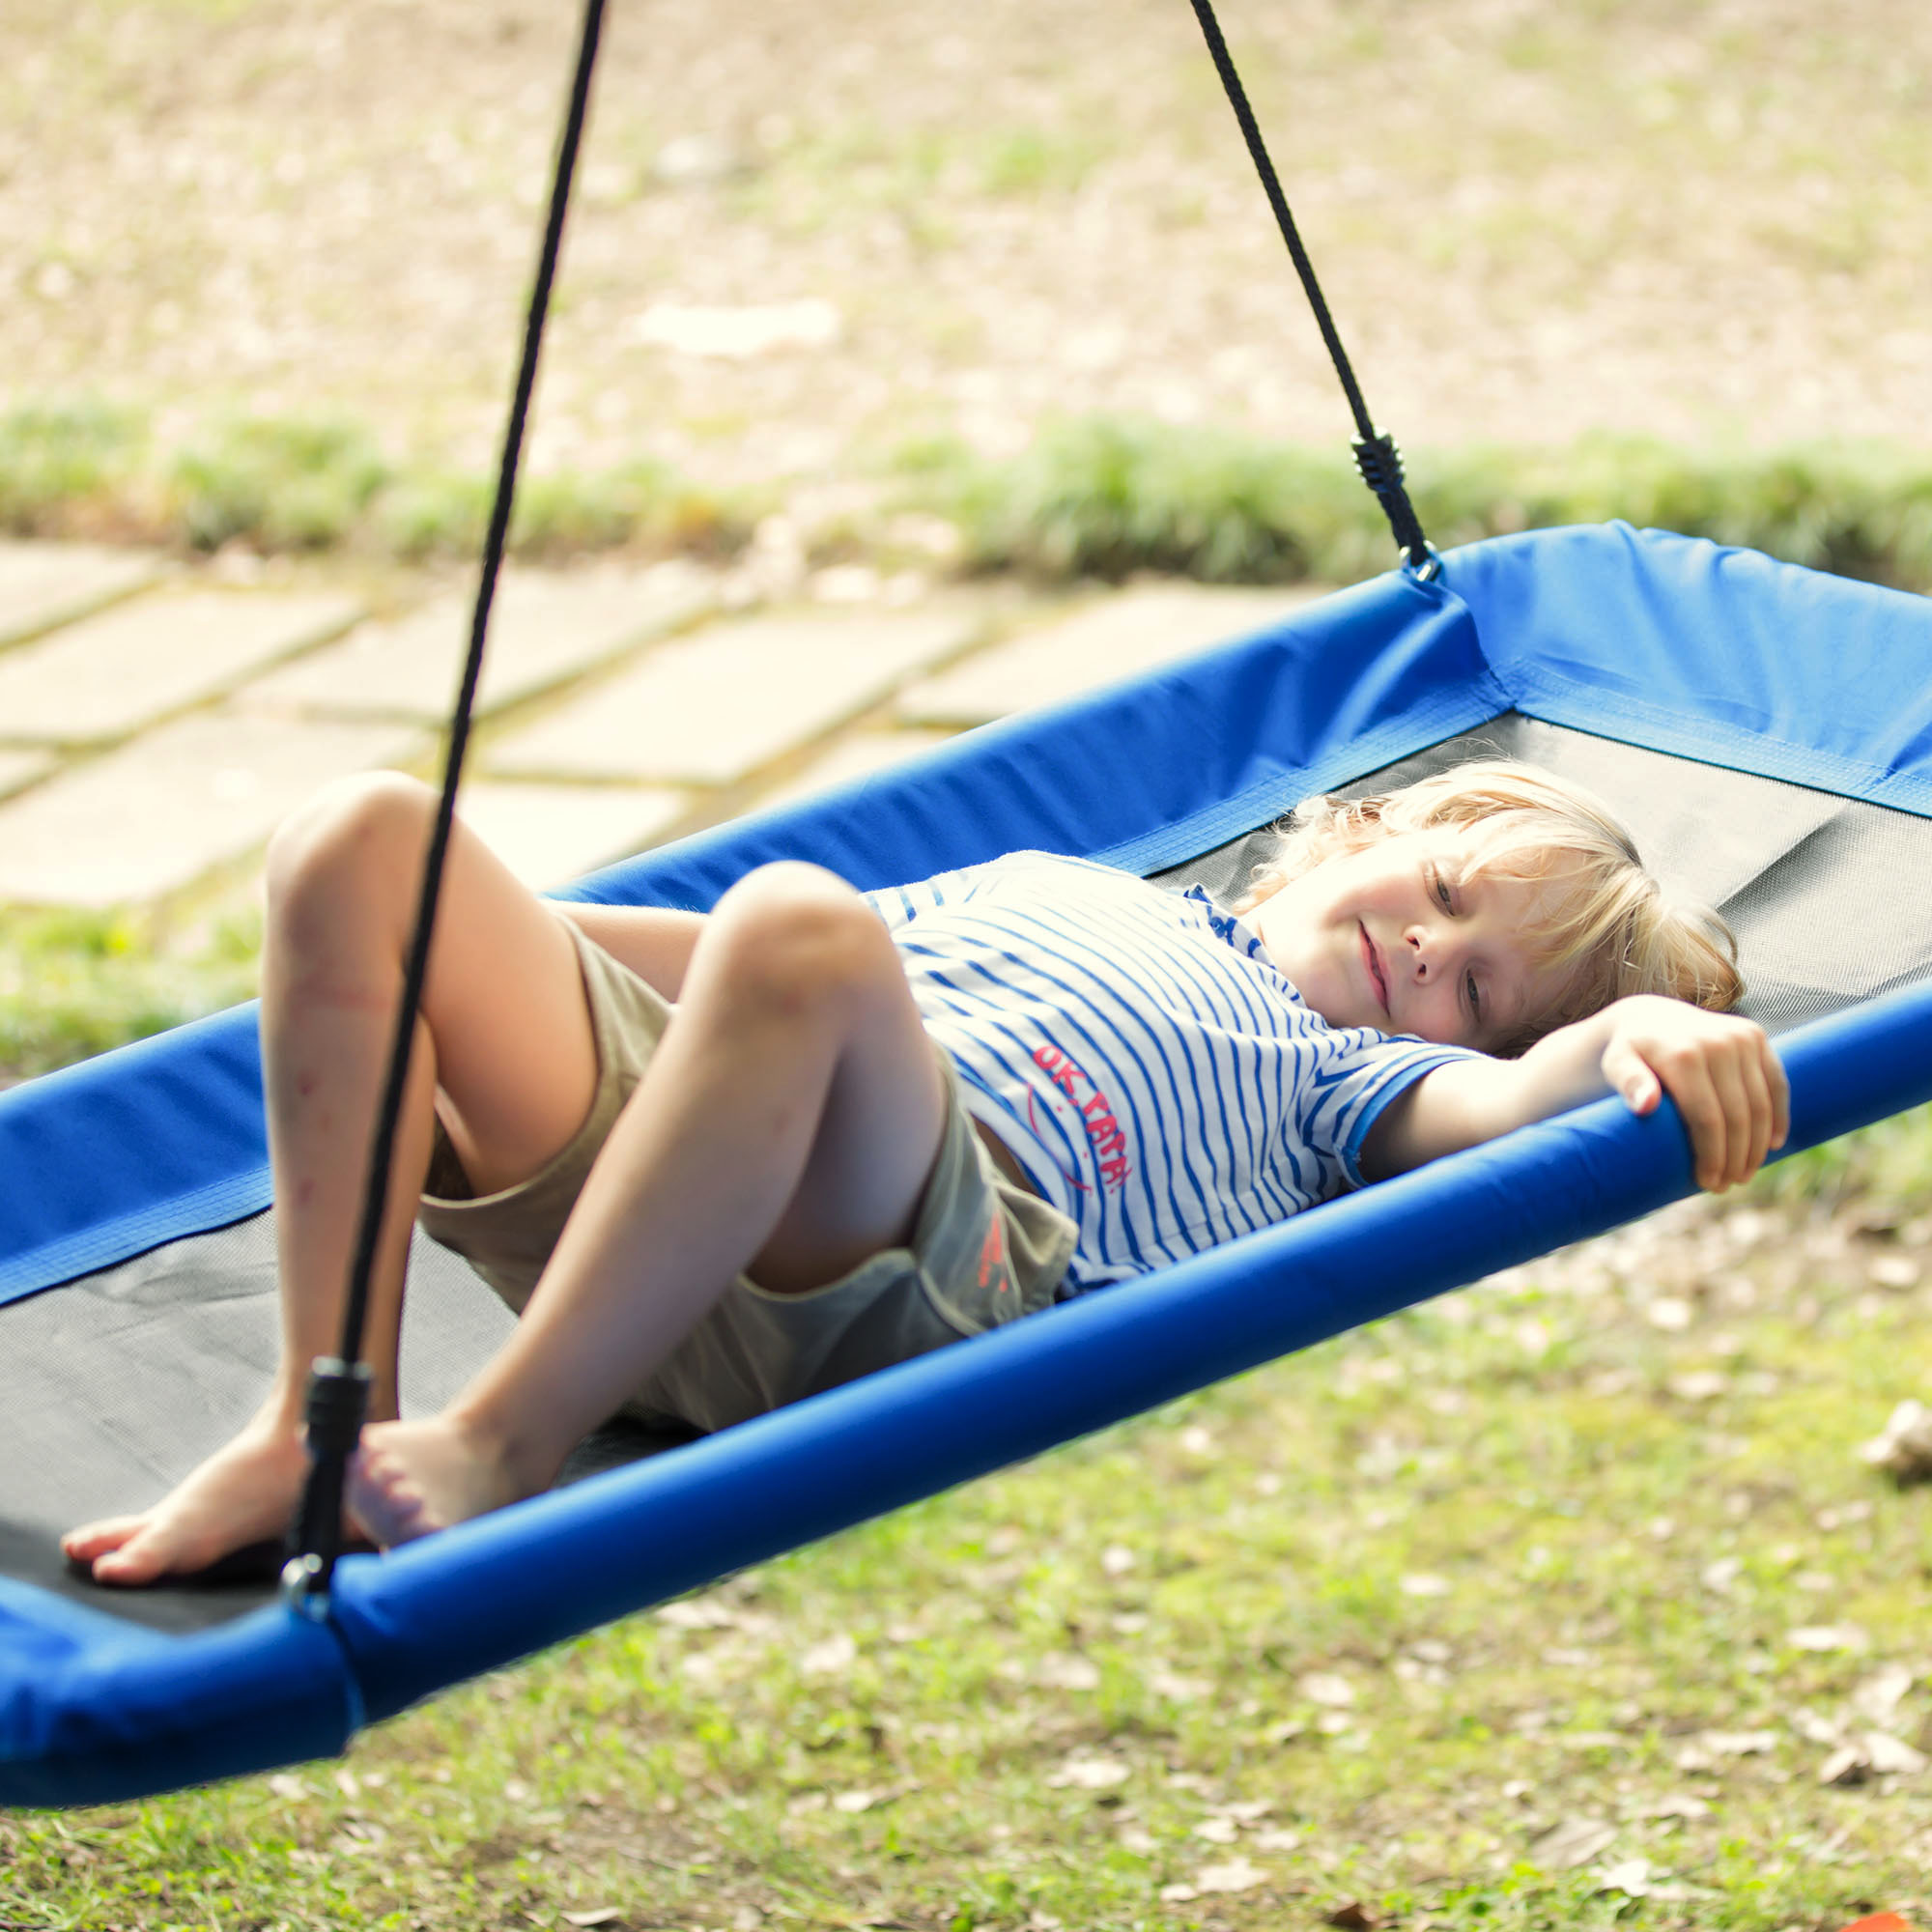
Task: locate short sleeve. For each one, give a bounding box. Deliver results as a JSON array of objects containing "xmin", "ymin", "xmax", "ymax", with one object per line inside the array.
[{"xmin": 1295, "ymin": 1029, "xmax": 1488, "ymax": 1189}]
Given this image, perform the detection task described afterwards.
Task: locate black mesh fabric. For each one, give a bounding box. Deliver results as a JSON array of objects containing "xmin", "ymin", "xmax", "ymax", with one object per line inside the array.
[
  {"xmin": 7, "ymin": 1217, "xmax": 688, "ymax": 1632},
  {"xmin": 12, "ymin": 716, "xmax": 1932, "ymax": 1630}
]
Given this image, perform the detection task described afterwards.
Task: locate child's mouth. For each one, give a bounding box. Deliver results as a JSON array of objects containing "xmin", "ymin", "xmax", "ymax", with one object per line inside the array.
[{"xmin": 1359, "ymin": 923, "xmax": 1390, "ymax": 1015}]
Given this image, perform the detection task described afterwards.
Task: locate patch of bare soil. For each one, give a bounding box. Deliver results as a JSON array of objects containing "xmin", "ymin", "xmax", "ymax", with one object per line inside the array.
[{"xmin": 6, "ymin": 0, "xmax": 1930, "ymax": 498}]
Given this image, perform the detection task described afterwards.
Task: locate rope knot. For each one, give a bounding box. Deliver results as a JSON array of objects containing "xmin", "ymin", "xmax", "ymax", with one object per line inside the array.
[{"xmin": 1351, "ymin": 432, "xmax": 1407, "ymax": 503}]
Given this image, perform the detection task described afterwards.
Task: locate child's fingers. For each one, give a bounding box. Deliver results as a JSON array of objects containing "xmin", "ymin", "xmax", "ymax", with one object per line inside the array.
[
  {"xmin": 1704, "ymin": 1050, "xmax": 1761, "ymax": 1188},
  {"xmin": 1602, "ymin": 1035, "xmax": 1663, "ymax": 1115},
  {"xmin": 1665, "ymin": 1056, "xmax": 1731, "ymax": 1190},
  {"xmin": 1738, "ymin": 1044, "xmax": 1782, "ymax": 1178}
]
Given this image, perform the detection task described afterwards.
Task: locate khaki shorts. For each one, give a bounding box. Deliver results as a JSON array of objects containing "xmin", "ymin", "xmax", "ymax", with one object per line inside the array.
[{"xmin": 417, "ymin": 917, "xmax": 1077, "ymax": 1435}]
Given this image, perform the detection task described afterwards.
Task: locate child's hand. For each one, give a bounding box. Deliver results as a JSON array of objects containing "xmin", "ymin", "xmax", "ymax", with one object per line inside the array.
[{"xmin": 1599, "ymin": 996, "xmax": 1789, "ymax": 1191}]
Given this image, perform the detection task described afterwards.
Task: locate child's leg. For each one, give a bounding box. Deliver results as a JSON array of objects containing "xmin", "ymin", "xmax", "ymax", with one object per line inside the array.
[
  {"xmin": 347, "ymin": 861, "xmax": 950, "ymax": 1547},
  {"xmin": 63, "ymin": 773, "xmax": 693, "ymax": 1584}
]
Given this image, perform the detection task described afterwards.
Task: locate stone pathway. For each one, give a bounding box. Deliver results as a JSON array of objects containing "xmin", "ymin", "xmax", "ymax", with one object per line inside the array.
[{"xmin": 0, "ymin": 539, "xmax": 1322, "ymax": 910}]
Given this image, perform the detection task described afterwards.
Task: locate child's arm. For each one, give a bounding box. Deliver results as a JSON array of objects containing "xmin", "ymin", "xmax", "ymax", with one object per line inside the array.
[{"xmin": 1360, "ymin": 996, "xmax": 1790, "ymax": 1192}]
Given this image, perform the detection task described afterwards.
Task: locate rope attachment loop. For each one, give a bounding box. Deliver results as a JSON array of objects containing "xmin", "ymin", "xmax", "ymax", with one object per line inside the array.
[{"xmin": 1351, "ymin": 432, "xmax": 1437, "ymax": 578}]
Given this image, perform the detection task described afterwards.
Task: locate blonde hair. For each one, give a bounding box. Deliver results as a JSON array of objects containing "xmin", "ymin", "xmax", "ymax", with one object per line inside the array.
[{"xmin": 1235, "ymin": 759, "xmax": 1743, "ymax": 1054}]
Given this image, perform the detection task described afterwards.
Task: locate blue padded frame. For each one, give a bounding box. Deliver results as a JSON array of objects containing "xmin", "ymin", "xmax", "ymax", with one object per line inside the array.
[{"xmin": 7, "ymin": 524, "xmax": 1932, "ymax": 1805}]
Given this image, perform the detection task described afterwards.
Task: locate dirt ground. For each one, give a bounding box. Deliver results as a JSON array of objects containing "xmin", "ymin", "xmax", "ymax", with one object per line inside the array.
[{"xmin": 7, "ymin": 0, "xmax": 1932, "ymax": 498}]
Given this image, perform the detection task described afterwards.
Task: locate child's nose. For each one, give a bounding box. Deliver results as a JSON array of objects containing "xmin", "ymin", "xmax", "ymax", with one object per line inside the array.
[{"xmin": 1406, "ymin": 925, "xmax": 1453, "ymax": 982}]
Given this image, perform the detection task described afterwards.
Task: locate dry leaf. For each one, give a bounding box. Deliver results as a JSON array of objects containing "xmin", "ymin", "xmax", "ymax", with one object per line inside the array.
[
  {"xmin": 1820, "ymin": 1743, "xmax": 1870, "ymax": 1786},
  {"xmin": 1037, "ymin": 1652, "xmax": 1101, "ymax": 1691},
  {"xmin": 1100, "ymin": 1544, "xmax": 1137, "ymax": 1577},
  {"xmin": 655, "ymin": 1597, "xmax": 734, "ymax": 1631},
  {"xmin": 1701, "ymin": 1556, "xmax": 1745, "ymax": 1594},
  {"xmin": 1645, "ymin": 1296, "xmax": 1693, "ymax": 1331},
  {"xmin": 1157, "ymin": 1883, "xmax": 1198, "ymax": 1903},
  {"xmin": 562, "ymin": 1912, "xmax": 624, "ymax": 1929},
  {"xmin": 1047, "ymin": 1754, "xmax": 1130, "ymax": 1790},
  {"xmin": 1399, "ymin": 1573, "xmax": 1453, "ymax": 1599},
  {"xmin": 1789, "ymin": 1708, "xmax": 1844, "ymax": 1747},
  {"xmin": 1194, "ymin": 1857, "xmax": 1266, "ymax": 1893},
  {"xmin": 1252, "ymin": 1826, "xmax": 1304, "ymax": 1852},
  {"xmin": 1528, "ymin": 1816, "xmax": 1618, "ymax": 1870},
  {"xmin": 1146, "ymin": 1667, "xmax": 1208, "ymax": 1702},
  {"xmin": 800, "ymin": 1633, "xmax": 859, "ymax": 1676},
  {"xmin": 1648, "ymin": 1794, "xmax": 1712, "ymax": 1822},
  {"xmin": 1788, "ymin": 1624, "xmax": 1869, "ymax": 1653},
  {"xmin": 1853, "ymin": 1664, "xmax": 1916, "ymax": 1723},
  {"xmin": 834, "ymin": 1789, "xmax": 879, "ymax": 1813},
  {"xmin": 1192, "ymin": 1817, "xmax": 1238, "ymax": 1844},
  {"xmin": 267, "ymin": 1774, "xmax": 303, "ymax": 1800},
  {"xmin": 1863, "ymin": 1730, "xmax": 1928, "ymax": 1776},
  {"xmin": 1215, "ymin": 1798, "xmax": 1275, "ymax": 1822},
  {"xmin": 1669, "ymin": 1370, "xmax": 1730, "ymax": 1402},
  {"xmin": 1178, "ymin": 1424, "xmax": 1216, "ymax": 1457},
  {"xmin": 1300, "ymin": 1671, "xmax": 1356, "ymax": 1708},
  {"xmin": 1860, "ymin": 1399, "xmax": 1932, "ymax": 1482},
  {"xmin": 1596, "ymin": 1857, "xmax": 1652, "ymax": 1897},
  {"xmin": 1323, "ymin": 1901, "xmax": 1377, "ymax": 1929},
  {"xmin": 1700, "ymin": 1729, "xmax": 1780, "ymax": 1756}
]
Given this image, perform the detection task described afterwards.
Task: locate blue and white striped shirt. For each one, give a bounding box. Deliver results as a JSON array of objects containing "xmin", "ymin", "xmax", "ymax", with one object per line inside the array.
[{"xmin": 869, "ymin": 851, "xmax": 1481, "ymax": 1293}]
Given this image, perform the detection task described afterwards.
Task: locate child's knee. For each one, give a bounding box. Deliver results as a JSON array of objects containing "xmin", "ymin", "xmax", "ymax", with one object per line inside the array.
[
  {"xmin": 706, "ymin": 864, "xmax": 893, "ymax": 1014},
  {"xmin": 265, "ymin": 772, "xmax": 438, "ymax": 932}
]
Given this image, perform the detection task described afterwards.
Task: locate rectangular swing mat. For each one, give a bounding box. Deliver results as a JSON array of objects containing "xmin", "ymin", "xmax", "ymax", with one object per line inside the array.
[{"xmin": 11, "ymin": 715, "xmax": 1932, "ymax": 1633}]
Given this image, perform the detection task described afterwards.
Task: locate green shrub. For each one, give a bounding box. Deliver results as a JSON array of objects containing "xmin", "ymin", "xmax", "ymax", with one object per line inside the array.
[
  {"xmin": 931, "ymin": 415, "xmax": 1932, "ymax": 590},
  {"xmin": 167, "ymin": 414, "xmax": 391, "ymax": 551},
  {"xmin": 0, "ymin": 397, "xmax": 149, "ymax": 535}
]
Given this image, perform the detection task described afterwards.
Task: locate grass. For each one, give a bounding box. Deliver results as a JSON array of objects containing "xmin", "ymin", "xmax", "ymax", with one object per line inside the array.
[
  {"xmin": 0, "ymin": 902, "xmax": 262, "ymax": 1085},
  {"xmin": 925, "ymin": 418, "xmax": 1932, "ymax": 592},
  {"xmin": 7, "ymin": 395, "xmax": 1930, "ymax": 598},
  {"xmin": 6, "ymin": 1127, "xmax": 1932, "ymax": 1926},
  {"xmin": 0, "ymin": 397, "xmax": 753, "ymax": 566}
]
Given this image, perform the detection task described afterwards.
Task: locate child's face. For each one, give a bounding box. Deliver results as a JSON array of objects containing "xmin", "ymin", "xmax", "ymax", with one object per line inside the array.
[{"xmin": 1249, "ymin": 828, "xmax": 1572, "ymax": 1050}]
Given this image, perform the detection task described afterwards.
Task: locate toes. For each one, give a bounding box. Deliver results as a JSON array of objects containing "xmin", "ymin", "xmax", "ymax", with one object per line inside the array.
[
  {"xmin": 91, "ymin": 1530, "xmax": 172, "ymax": 1588},
  {"xmin": 62, "ymin": 1516, "xmax": 145, "ymax": 1564}
]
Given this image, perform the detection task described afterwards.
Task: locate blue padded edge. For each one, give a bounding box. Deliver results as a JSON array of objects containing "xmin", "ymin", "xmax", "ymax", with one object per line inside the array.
[
  {"xmin": 325, "ymin": 971, "xmax": 1932, "ymax": 1725},
  {"xmin": 0, "ymin": 1006, "xmax": 269, "ymax": 1310},
  {"xmin": 1445, "ymin": 523, "xmax": 1932, "ymax": 816},
  {"xmin": 0, "ymin": 1582, "xmax": 358, "ymax": 1808}
]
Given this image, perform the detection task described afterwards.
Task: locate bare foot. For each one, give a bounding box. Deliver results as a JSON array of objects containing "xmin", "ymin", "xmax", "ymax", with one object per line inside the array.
[
  {"xmin": 346, "ymin": 1417, "xmax": 526, "ymax": 1548},
  {"xmin": 62, "ymin": 1424, "xmax": 312, "ymax": 1587}
]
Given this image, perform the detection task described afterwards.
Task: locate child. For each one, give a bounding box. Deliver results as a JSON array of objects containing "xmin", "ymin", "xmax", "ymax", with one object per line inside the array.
[{"xmin": 64, "ymin": 759, "xmax": 1785, "ymax": 1583}]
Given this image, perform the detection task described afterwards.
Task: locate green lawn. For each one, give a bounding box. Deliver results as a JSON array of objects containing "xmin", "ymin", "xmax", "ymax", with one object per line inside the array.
[{"xmin": 6, "ymin": 1123, "xmax": 1931, "ymax": 1930}]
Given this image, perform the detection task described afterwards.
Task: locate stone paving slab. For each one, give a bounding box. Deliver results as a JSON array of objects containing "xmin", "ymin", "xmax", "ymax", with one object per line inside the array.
[
  {"xmin": 454, "ymin": 781, "xmax": 689, "ymax": 893},
  {"xmin": 0, "ymin": 749, "xmax": 55, "ymax": 801},
  {"xmin": 0, "ymin": 713, "xmax": 420, "ymax": 908},
  {"xmin": 486, "ymin": 604, "xmax": 981, "ymax": 786},
  {"xmin": 895, "ymin": 582, "xmax": 1324, "ymax": 726},
  {"xmin": 0, "ymin": 588, "xmax": 361, "ymax": 747},
  {"xmin": 242, "ymin": 561, "xmax": 715, "ymax": 724},
  {"xmin": 750, "ymin": 728, "xmax": 958, "ymax": 816},
  {"xmin": 0, "ymin": 540, "xmax": 164, "ymax": 651}
]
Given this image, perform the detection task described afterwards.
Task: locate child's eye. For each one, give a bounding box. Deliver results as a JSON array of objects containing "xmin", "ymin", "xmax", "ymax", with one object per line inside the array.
[
  {"xmin": 1465, "ymin": 969, "xmax": 1482, "ymax": 1022},
  {"xmin": 1431, "ymin": 866, "xmax": 1454, "ymax": 910}
]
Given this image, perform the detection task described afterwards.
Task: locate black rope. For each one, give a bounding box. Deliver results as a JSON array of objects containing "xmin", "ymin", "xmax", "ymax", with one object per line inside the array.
[
  {"xmin": 1183, "ymin": 0, "xmax": 1435, "ymax": 572},
  {"xmin": 284, "ymin": 0, "xmax": 609, "ymax": 1610}
]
